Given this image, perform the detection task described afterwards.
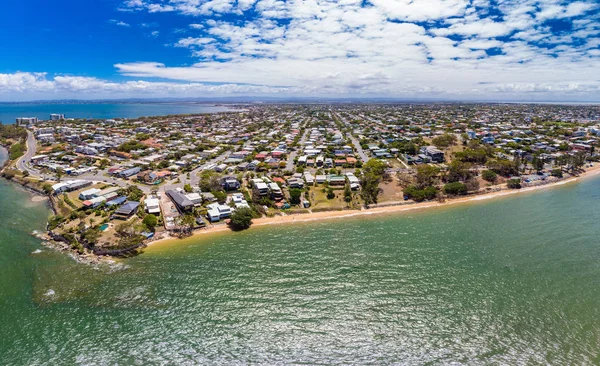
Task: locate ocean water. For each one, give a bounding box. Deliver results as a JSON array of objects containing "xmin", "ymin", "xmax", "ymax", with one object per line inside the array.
[
  {"xmin": 2, "ymin": 163, "xmax": 600, "ymax": 363},
  {"xmin": 0, "ymin": 103, "xmax": 234, "ymax": 124}
]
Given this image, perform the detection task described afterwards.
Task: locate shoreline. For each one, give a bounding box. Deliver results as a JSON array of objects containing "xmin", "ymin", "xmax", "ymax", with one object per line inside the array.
[{"xmin": 149, "ymin": 165, "xmax": 600, "ymax": 248}]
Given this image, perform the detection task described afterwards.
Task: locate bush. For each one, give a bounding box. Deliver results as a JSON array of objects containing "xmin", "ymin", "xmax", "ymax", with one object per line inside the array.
[
  {"xmin": 507, "ymin": 179, "xmax": 522, "ymax": 189},
  {"xmin": 481, "ymin": 169, "xmax": 497, "ymax": 183},
  {"xmin": 403, "ymin": 185, "xmax": 437, "ymax": 202},
  {"xmin": 229, "ymin": 207, "xmax": 253, "ymax": 230},
  {"xmin": 142, "ymin": 214, "xmax": 158, "ymax": 231},
  {"xmin": 289, "ymin": 188, "xmax": 302, "ymax": 205},
  {"xmin": 551, "ymin": 169, "xmax": 563, "ymax": 178},
  {"xmin": 326, "ymin": 188, "xmax": 335, "ymax": 199},
  {"xmin": 443, "ymin": 182, "xmax": 467, "ymax": 195}
]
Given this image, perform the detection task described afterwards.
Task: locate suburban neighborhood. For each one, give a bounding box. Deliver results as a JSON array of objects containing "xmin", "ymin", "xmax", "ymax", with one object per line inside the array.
[{"xmin": 2, "ymin": 103, "xmax": 600, "ymax": 256}]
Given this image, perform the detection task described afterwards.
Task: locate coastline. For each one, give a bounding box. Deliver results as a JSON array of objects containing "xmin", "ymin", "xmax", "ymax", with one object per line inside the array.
[{"xmin": 149, "ymin": 164, "xmax": 600, "ymax": 248}]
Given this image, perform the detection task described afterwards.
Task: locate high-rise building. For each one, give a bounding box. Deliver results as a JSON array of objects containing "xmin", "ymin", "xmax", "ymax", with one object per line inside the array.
[
  {"xmin": 15, "ymin": 117, "xmax": 38, "ymax": 126},
  {"xmin": 50, "ymin": 114, "xmax": 65, "ymax": 121}
]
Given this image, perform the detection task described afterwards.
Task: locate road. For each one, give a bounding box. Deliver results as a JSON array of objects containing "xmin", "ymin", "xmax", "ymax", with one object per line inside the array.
[
  {"xmin": 286, "ymin": 125, "xmax": 309, "ymax": 171},
  {"xmin": 188, "ymin": 150, "xmax": 232, "ymax": 187},
  {"xmin": 16, "ymin": 131, "xmax": 40, "ymax": 175},
  {"xmin": 331, "ymin": 111, "xmax": 368, "ymax": 163}
]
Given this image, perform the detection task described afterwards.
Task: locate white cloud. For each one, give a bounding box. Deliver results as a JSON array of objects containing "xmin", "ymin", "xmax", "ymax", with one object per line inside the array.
[
  {"xmin": 7, "ymin": 0, "xmax": 600, "ymax": 100},
  {"xmin": 109, "ymin": 19, "xmax": 131, "ymax": 27}
]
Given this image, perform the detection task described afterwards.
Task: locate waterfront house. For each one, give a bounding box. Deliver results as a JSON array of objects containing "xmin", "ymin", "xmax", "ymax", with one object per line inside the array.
[{"xmin": 113, "ymin": 201, "xmax": 140, "ymax": 220}]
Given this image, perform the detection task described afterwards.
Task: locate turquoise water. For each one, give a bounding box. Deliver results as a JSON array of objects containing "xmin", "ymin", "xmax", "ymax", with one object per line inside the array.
[
  {"xmin": 0, "ymin": 103, "xmax": 233, "ymax": 124},
  {"xmin": 99, "ymin": 224, "xmax": 109, "ymax": 231},
  {"xmin": 2, "ymin": 157, "xmax": 600, "ymax": 363}
]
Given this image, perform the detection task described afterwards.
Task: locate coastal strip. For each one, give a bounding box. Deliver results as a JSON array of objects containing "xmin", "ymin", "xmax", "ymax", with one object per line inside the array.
[{"xmin": 148, "ymin": 164, "xmax": 600, "ymax": 248}]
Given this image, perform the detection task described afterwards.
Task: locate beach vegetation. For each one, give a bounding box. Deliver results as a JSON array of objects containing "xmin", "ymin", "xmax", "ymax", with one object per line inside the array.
[
  {"xmin": 360, "ymin": 159, "xmax": 387, "ymax": 205},
  {"xmin": 507, "ymin": 179, "xmax": 522, "ymax": 189},
  {"xmin": 229, "ymin": 207, "xmax": 254, "ymax": 230},
  {"xmin": 416, "ymin": 165, "xmax": 440, "ymax": 188},
  {"xmin": 403, "ymin": 185, "xmax": 437, "ymax": 202},
  {"xmin": 142, "ymin": 214, "xmax": 158, "ymax": 231},
  {"xmin": 289, "ymin": 188, "xmax": 302, "ymax": 205},
  {"xmin": 482, "ymin": 170, "xmax": 498, "ymax": 183},
  {"xmin": 8, "ymin": 142, "xmax": 25, "ymax": 160},
  {"xmin": 551, "ymin": 169, "xmax": 563, "ymax": 178},
  {"xmin": 443, "ymin": 182, "xmax": 468, "ymax": 195}
]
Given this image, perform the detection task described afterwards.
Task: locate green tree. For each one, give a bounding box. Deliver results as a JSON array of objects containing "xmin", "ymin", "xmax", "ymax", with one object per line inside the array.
[
  {"xmin": 443, "ymin": 182, "xmax": 467, "ymax": 195},
  {"xmin": 183, "ymin": 184, "xmax": 193, "ymax": 193},
  {"xmin": 289, "ymin": 188, "xmax": 302, "ymax": 205},
  {"xmin": 360, "ymin": 159, "xmax": 387, "ymax": 205},
  {"xmin": 416, "ymin": 165, "xmax": 440, "ymax": 188},
  {"xmin": 142, "ymin": 214, "xmax": 158, "ymax": 231},
  {"xmin": 229, "ymin": 207, "xmax": 253, "ymax": 230},
  {"xmin": 481, "ymin": 169, "xmax": 498, "ymax": 183},
  {"xmin": 507, "ymin": 179, "xmax": 522, "ymax": 189}
]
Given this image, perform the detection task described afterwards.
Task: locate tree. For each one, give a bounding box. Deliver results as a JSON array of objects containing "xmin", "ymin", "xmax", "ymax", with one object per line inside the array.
[
  {"xmin": 326, "ymin": 187, "xmax": 335, "ymax": 199},
  {"xmin": 446, "ymin": 161, "xmax": 472, "ymax": 183},
  {"xmin": 179, "ymin": 214, "xmax": 196, "ymax": 235},
  {"xmin": 344, "ymin": 183, "xmax": 352, "ymax": 204},
  {"xmin": 443, "ymin": 182, "xmax": 467, "ymax": 195},
  {"xmin": 360, "ymin": 159, "xmax": 387, "ymax": 205},
  {"xmin": 229, "ymin": 207, "xmax": 253, "ymax": 230},
  {"xmin": 507, "ymin": 179, "xmax": 522, "ymax": 189},
  {"xmin": 532, "ymin": 155, "xmax": 545, "ymax": 173},
  {"xmin": 403, "ymin": 185, "xmax": 437, "ymax": 202},
  {"xmin": 289, "ymin": 188, "xmax": 302, "ymax": 205},
  {"xmin": 126, "ymin": 185, "xmax": 144, "ymax": 201},
  {"xmin": 183, "ymin": 184, "xmax": 193, "ymax": 193},
  {"xmin": 488, "ymin": 159, "xmax": 519, "ymax": 177},
  {"xmin": 142, "ymin": 214, "xmax": 158, "ymax": 231},
  {"xmin": 432, "ymin": 134, "xmax": 457, "ymax": 149},
  {"xmin": 55, "ymin": 167, "xmax": 64, "ymax": 182},
  {"xmin": 551, "ymin": 168, "xmax": 563, "ymax": 178},
  {"xmin": 416, "ymin": 165, "xmax": 440, "ymax": 188},
  {"xmin": 481, "ymin": 169, "xmax": 498, "ymax": 183},
  {"xmin": 42, "ymin": 183, "xmax": 53, "ymax": 194}
]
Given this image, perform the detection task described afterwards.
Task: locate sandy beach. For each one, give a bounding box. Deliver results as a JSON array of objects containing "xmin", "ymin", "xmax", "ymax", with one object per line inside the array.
[{"xmin": 150, "ymin": 164, "xmax": 600, "ymax": 248}]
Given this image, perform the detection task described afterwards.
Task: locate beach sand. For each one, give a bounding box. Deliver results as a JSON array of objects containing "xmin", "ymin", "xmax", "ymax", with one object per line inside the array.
[{"xmin": 150, "ymin": 165, "xmax": 600, "ymax": 248}]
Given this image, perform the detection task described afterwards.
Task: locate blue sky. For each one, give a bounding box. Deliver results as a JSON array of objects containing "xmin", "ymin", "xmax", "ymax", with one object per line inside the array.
[{"xmin": 0, "ymin": 0, "xmax": 599, "ymax": 101}]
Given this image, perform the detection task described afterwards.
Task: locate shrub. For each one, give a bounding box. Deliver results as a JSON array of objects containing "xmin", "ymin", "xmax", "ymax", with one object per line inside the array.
[
  {"xmin": 443, "ymin": 182, "xmax": 467, "ymax": 195},
  {"xmin": 481, "ymin": 170, "xmax": 497, "ymax": 183},
  {"xmin": 403, "ymin": 185, "xmax": 437, "ymax": 202},
  {"xmin": 507, "ymin": 179, "xmax": 522, "ymax": 189},
  {"xmin": 551, "ymin": 169, "xmax": 563, "ymax": 178},
  {"xmin": 229, "ymin": 207, "xmax": 253, "ymax": 230}
]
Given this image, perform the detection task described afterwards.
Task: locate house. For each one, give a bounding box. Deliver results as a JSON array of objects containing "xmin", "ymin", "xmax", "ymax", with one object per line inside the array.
[
  {"xmin": 97, "ymin": 187, "xmax": 121, "ymax": 200},
  {"xmin": 109, "ymin": 150, "xmax": 133, "ymax": 160},
  {"xmin": 144, "ymin": 196, "xmax": 161, "ymax": 214},
  {"xmin": 82, "ymin": 196, "xmax": 106, "ymax": 208},
  {"xmin": 166, "ymin": 189, "xmax": 194, "ymax": 213},
  {"xmin": 419, "ymin": 146, "xmax": 444, "ymax": 163},
  {"xmin": 252, "ymin": 180, "xmax": 269, "ymax": 196},
  {"xmin": 269, "ymin": 182, "xmax": 284, "ymax": 200},
  {"xmin": 206, "ymin": 203, "xmax": 232, "ymax": 222},
  {"xmin": 328, "ymin": 175, "xmax": 346, "ymax": 186},
  {"xmin": 287, "ymin": 177, "xmax": 304, "ymax": 189},
  {"xmin": 52, "ymin": 180, "xmax": 92, "ymax": 194},
  {"xmin": 231, "ymin": 193, "xmax": 250, "ymax": 209},
  {"xmin": 79, "ymin": 188, "xmax": 101, "ymax": 200},
  {"xmin": 113, "ymin": 201, "xmax": 140, "ymax": 219},
  {"xmin": 303, "ymin": 173, "xmax": 315, "ymax": 185},
  {"xmin": 222, "ymin": 176, "xmax": 240, "ymax": 191},
  {"xmin": 118, "ymin": 167, "xmax": 142, "ymax": 178},
  {"xmin": 106, "ymin": 196, "xmax": 127, "ymax": 207},
  {"xmin": 137, "ymin": 170, "xmax": 159, "ymax": 184}
]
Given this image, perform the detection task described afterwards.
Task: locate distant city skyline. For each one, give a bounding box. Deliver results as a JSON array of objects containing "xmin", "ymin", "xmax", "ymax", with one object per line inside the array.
[{"xmin": 1, "ymin": 0, "xmax": 599, "ymax": 102}]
